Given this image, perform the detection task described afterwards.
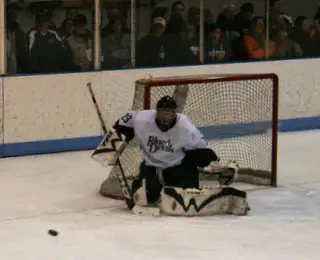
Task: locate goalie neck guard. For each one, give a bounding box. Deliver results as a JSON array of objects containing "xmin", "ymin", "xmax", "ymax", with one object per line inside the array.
[{"xmin": 156, "ymin": 96, "xmax": 177, "ymax": 126}]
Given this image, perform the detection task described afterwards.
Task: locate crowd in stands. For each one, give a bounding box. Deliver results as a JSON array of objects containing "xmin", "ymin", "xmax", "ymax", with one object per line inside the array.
[{"xmin": 5, "ymin": 0, "xmax": 320, "ymax": 74}]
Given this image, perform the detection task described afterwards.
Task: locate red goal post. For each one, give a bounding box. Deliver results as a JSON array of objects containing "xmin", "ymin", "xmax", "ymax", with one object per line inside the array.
[{"xmin": 100, "ymin": 73, "xmax": 279, "ymax": 200}]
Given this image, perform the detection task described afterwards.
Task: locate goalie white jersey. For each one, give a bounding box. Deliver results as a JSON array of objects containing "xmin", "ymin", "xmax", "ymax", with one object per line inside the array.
[{"xmin": 118, "ymin": 110, "xmax": 208, "ymax": 169}]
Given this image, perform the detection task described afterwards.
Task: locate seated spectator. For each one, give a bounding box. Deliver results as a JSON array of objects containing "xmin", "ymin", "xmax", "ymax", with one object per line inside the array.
[
  {"xmin": 27, "ymin": 13, "xmax": 69, "ymax": 73},
  {"xmin": 204, "ymin": 25, "xmax": 232, "ymax": 63},
  {"xmin": 136, "ymin": 17, "xmax": 170, "ymax": 67},
  {"xmin": 101, "ymin": 19, "xmax": 131, "ymax": 69},
  {"xmin": 170, "ymin": 22, "xmax": 200, "ymax": 65},
  {"xmin": 166, "ymin": 1, "xmax": 185, "ymax": 36},
  {"xmin": 291, "ymin": 16, "xmax": 316, "ymax": 57},
  {"xmin": 243, "ymin": 16, "xmax": 274, "ymax": 59},
  {"xmin": 273, "ymin": 25, "xmax": 303, "ymax": 58},
  {"xmin": 65, "ymin": 14, "xmax": 92, "ymax": 71}
]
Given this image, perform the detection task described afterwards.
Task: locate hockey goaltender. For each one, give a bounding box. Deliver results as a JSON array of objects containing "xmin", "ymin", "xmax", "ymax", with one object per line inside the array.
[{"xmin": 92, "ymin": 96, "xmax": 250, "ymax": 217}]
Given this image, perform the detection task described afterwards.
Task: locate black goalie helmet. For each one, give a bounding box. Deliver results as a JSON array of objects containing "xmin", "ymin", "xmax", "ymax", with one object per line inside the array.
[{"xmin": 156, "ymin": 95, "xmax": 177, "ymax": 125}]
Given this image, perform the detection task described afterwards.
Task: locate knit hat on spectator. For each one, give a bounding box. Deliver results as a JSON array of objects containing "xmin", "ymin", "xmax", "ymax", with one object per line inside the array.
[{"xmin": 153, "ymin": 17, "xmax": 166, "ymax": 27}]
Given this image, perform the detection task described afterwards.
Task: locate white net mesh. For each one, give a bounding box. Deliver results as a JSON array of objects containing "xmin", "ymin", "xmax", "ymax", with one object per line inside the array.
[{"xmin": 100, "ymin": 74, "xmax": 278, "ymax": 199}]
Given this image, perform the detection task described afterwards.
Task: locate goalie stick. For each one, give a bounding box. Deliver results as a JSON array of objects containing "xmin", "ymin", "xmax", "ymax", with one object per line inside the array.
[{"xmin": 86, "ymin": 82, "xmax": 134, "ymax": 209}]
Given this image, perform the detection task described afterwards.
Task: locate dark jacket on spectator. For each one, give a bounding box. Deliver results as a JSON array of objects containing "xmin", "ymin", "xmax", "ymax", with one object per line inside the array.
[
  {"xmin": 27, "ymin": 29, "xmax": 69, "ymax": 73},
  {"xmin": 291, "ymin": 30, "xmax": 318, "ymax": 57},
  {"xmin": 216, "ymin": 13, "xmax": 240, "ymax": 39},
  {"xmin": 291, "ymin": 16, "xmax": 316, "ymax": 57},
  {"xmin": 169, "ymin": 37, "xmax": 200, "ymax": 65},
  {"xmin": 136, "ymin": 35, "xmax": 171, "ymax": 67}
]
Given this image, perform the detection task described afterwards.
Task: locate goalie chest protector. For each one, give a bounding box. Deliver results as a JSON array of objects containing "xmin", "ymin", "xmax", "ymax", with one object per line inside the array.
[{"xmin": 160, "ymin": 186, "xmax": 249, "ymax": 216}]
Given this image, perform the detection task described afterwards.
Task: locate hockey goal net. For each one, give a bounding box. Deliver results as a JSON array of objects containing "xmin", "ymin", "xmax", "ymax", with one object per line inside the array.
[{"xmin": 100, "ymin": 73, "xmax": 279, "ymax": 200}]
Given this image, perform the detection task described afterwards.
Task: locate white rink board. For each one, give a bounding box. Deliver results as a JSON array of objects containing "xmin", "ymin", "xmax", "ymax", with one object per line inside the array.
[
  {"xmin": 3, "ymin": 73, "xmax": 102, "ymax": 142},
  {"xmin": 0, "ymin": 58, "xmax": 320, "ymax": 152}
]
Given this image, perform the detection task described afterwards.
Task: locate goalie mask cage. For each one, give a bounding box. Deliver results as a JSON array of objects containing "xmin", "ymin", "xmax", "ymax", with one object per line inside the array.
[{"xmin": 100, "ymin": 73, "xmax": 279, "ymax": 200}]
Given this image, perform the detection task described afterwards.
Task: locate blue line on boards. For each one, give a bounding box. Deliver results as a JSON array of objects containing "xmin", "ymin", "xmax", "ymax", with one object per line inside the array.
[{"xmin": 0, "ymin": 116, "xmax": 319, "ymax": 158}]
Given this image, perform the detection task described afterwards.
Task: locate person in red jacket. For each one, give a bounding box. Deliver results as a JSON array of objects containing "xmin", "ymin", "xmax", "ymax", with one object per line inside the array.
[{"xmin": 243, "ymin": 16, "xmax": 274, "ymax": 59}]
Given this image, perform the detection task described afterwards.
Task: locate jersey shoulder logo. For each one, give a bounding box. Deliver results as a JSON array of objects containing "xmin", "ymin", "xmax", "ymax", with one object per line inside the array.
[{"xmin": 120, "ymin": 113, "xmax": 132, "ymax": 123}]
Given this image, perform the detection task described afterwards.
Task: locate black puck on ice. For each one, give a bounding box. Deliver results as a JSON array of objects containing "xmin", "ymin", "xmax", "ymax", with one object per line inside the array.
[{"xmin": 48, "ymin": 229, "xmax": 59, "ymax": 236}]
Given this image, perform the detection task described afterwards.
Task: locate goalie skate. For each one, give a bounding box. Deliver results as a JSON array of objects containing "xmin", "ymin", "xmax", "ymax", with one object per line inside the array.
[{"xmin": 131, "ymin": 205, "xmax": 161, "ymax": 217}]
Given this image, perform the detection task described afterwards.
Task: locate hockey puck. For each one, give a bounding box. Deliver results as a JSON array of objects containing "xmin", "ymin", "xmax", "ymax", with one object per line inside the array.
[{"xmin": 48, "ymin": 229, "xmax": 59, "ymax": 236}]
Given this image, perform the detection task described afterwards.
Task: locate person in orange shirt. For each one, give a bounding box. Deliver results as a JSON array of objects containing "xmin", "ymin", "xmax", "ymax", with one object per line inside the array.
[{"xmin": 243, "ymin": 16, "xmax": 274, "ymax": 59}]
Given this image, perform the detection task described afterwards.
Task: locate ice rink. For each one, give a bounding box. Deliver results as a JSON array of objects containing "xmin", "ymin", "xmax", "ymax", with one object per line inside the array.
[{"xmin": 0, "ymin": 131, "xmax": 319, "ymax": 260}]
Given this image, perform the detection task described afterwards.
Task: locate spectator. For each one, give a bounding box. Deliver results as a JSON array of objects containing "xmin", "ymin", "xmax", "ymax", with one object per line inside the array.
[
  {"xmin": 58, "ymin": 18, "xmax": 73, "ymax": 40},
  {"xmin": 204, "ymin": 25, "xmax": 232, "ymax": 63},
  {"xmin": 273, "ymin": 25, "xmax": 303, "ymax": 58},
  {"xmin": 216, "ymin": 4, "xmax": 239, "ymax": 39},
  {"xmin": 44, "ymin": 8, "xmax": 57, "ymax": 30},
  {"xmin": 27, "ymin": 13, "xmax": 69, "ymax": 73},
  {"xmin": 270, "ymin": 12, "xmax": 293, "ymax": 39},
  {"xmin": 170, "ymin": 22, "xmax": 200, "ymax": 65},
  {"xmin": 6, "ymin": 3, "xmax": 27, "ymax": 74},
  {"xmin": 216, "ymin": 4, "xmax": 240, "ymax": 60},
  {"xmin": 187, "ymin": 6, "xmax": 200, "ymax": 28},
  {"xmin": 65, "ymin": 8, "xmax": 79, "ymax": 20},
  {"xmin": 166, "ymin": 1, "xmax": 185, "ymax": 36},
  {"xmin": 102, "ymin": 6, "xmax": 130, "ymax": 37},
  {"xmin": 136, "ymin": 17, "xmax": 169, "ymax": 67},
  {"xmin": 203, "ymin": 9, "xmax": 215, "ymax": 36},
  {"xmin": 234, "ymin": 2, "xmax": 254, "ymax": 36},
  {"xmin": 151, "ymin": 7, "xmax": 170, "ymax": 23},
  {"xmin": 310, "ymin": 24, "xmax": 320, "ymax": 57},
  {"xmin": 65, "ymin": 14, "xmax": 92, "ymax": 70},
  {"xmin": 243, "ymin": 16, "xmax": 274, "ymax": 59},
  {"xmin": 314, "ymin": 8, "xmax": 320, "ymax": 36},
  {"xmin": 268, "ymin": 0, "xmax": 293, "ymax": 39},
  {"xmin": 291, "ymin": 16, "xmax": 315, "ymax": 57},
  {"xmin": 101, "ymin": 19, "xmax": 131, "ymax": 69}
]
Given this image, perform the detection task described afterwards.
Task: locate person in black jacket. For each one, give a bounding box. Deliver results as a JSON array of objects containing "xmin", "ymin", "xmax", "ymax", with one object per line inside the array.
[
  {"xmin": 27, "ymin": 13, "xmax": 71, "ymax": 73},
  {"xmin": 136, "ymin": 17, "xmax": 170, "ymax": 67}
]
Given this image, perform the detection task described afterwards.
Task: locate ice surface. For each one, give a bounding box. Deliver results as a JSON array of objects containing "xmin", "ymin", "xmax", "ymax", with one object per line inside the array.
[{"xmin": 0, "ymin": 131, "xmax": 320, "ymax": 260}]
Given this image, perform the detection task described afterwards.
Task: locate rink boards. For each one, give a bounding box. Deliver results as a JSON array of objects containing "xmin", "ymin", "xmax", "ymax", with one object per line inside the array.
[{"xmin": 0, "ymin": 58, "xmax": 320, "ymax": 157}]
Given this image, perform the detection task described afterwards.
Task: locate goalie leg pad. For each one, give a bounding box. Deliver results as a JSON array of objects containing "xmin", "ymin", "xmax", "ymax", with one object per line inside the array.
[{"xmin": 160, "ymin": 186, "xmax": 248, "ymax": 216}]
